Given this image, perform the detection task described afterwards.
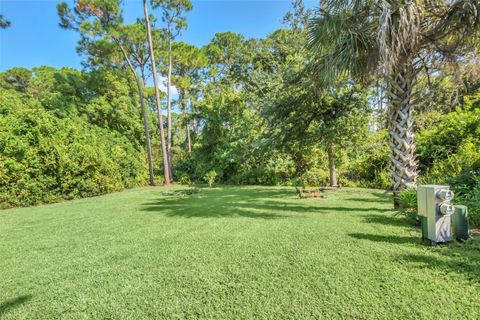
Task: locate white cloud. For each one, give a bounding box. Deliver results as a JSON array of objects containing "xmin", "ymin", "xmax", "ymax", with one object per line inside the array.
[{"xmin": 159, "ymin": 76, "xmax": 178, "ymax": 98}]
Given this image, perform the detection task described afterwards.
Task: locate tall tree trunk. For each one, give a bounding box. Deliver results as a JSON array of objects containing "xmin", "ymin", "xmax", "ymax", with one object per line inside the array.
[
  {"xmin": 327, "ymin": 145, "xmax": 337, "ymax": 187},
  {"xmin": 167, "ymin": 38, "xmax": 173, "ymax": 179},
  {"xmin": 387, "ymin": 62, "xmax": 418, "ymax": 208},
  {"xmin": 112, "ymin": 38, "xmax": 155, "ymax": 186},
  {"xmin": 182, "ymin": 90, "xmax": 192, "ymax": 153},
  {"xmin": 143, "ymin": 0, "xmax": 170, "ymax": 186},
  {"xmin": 79, "ymin": 6, "xmax": 155, "ymax": 186},
  {"xmin": 135, "ymin": 75, "xmax": 155, "ymax": 186}
]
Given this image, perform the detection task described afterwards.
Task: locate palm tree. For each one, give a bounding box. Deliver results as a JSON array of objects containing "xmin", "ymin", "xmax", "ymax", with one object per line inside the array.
[{"xmin": 308, "ymin": 0, "xmax": 480, "ymax": 206}]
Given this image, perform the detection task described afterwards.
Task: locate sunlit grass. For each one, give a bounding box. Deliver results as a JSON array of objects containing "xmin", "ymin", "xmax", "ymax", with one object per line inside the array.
[{"xmin": 1, "ymin": 186, "xmax": 479, "ymax": 319}]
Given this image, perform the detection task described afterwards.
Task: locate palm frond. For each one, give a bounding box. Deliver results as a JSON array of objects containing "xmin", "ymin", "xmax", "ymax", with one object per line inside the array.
[
  {"xmin": 307, "ymin": 8, "xmax": 377, "ymax": 84},
  {"xmin": 424, "ymin": 0, "xmax": 480, "ymax": 51},
  {"xmin": 378, "ymin": 1, "xmax": 421, "ymax": 74}
]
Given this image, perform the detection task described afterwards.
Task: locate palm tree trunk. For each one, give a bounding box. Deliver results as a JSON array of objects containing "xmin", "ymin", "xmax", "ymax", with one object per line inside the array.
[
  {"xmin": 183, "ymin": 90, "xmax": 192, "ymax": 153},
  {"xmin": 327, "ymin": 145, "xmax": 337, "ymax": 187},
  {"xmin": 387, "ymin": 62, "xmax": 418, "ymax": 207},
  {"xmin": 143, "ymin": 0, "xmax": 170, "ymax": 186},
  {"xmin": 167, "ymin": 38, "xmax": 173, "ymax": 179}
]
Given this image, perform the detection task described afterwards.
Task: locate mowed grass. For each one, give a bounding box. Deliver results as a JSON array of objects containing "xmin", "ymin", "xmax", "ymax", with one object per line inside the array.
[{"xmin": 1, "ymin": 186, "xmax": 479, "ymax": 319}]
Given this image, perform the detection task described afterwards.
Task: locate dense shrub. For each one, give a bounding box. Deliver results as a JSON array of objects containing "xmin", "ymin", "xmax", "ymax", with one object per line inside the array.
[
  {"xmin": 345, "ymin": 130, "xmax": 391, "ymax": 189},
  {"xmin": 0, "ymin": 68, "xmax": 149, "ymax": 208},
  {"xmin": 397, "ymin": 189, "xmax": 420, "ymax": 225},
  {"xmin": 203, "ymin": 170, "xmax": 217, "ymax": 187},
  {"xmin": 449, "ymin": 167, "xmax": 480, "ymax": 227},
  {"xmin": 416, "ymin": 91, "xmax": 480, "ymax": 226},
  {"xmin": 296, "ymin": 167, "xmax": 330, "ymax": 187},
  {"xmin": 234, "ymin": 152, "xmax": 297, "ymax": 186}
]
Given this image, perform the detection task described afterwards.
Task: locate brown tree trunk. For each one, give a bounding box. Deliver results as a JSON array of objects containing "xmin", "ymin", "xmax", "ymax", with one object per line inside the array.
[
  {"xmin": 166, "ymin": 38, "xmax": 173, "ymax": 179},
  {"xmin": 112, "ymin": 37, "xmax": 155, "ymax": 186},
  {"xmin": 143, "ymin": 0, "xmax": 170, "ymax": 186},
  {"xmin": 182, "ymin": 90, "xmax": 192, "ymax": 153},
  {"xmin": 327, "ymin": 145, "xmax": 337, "ymax": 187},
  {"xmin": 387, "ymin": 62, "xmax": 418, "ymax": 208},
  {"xmin": 135, "ymin": 75, "xmax": 155, "ymax": 186}
]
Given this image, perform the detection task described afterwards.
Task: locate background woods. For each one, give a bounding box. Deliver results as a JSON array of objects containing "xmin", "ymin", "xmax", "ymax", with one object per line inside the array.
[{"xmin": 1, "ymin": 0, "xmax": 479, "ymax": 225}]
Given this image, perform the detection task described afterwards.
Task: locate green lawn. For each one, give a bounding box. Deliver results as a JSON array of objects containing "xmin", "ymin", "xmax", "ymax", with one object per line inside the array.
[{"xmin": 1, "ymin": 186, "xmax": 479, "ymax": 319}]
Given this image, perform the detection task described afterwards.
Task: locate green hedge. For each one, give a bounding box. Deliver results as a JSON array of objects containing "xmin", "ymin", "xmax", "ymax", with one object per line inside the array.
[
  {"xmin": 0, "ymin": 71, "xmax": 149, "ymax": 208},
  {"xmin": 417, "ymin": 91, "xmax": 480, "ymax": 226}
]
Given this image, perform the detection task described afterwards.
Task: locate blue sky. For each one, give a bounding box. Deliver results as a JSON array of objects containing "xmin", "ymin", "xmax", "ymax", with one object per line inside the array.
[{"xmin": 0, "ymin": 0, "xmax": 317, "ymax": 72}]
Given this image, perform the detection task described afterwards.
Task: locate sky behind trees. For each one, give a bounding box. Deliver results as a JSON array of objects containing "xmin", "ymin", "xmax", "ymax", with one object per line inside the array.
[{"xmin": 0, "ymin": 0, "xmax": 316, "ymax": 71}]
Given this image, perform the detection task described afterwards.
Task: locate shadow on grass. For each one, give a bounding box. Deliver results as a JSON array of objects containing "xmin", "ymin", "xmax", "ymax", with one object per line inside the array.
[
  {"xmin": 142, "ymin": 186, "xmax": 403, "ymax": 219},
  {"xmin": 142, "ymin": 200, "xmax": 286, "ymax": 219},
  {"xmin": 345, "ymin": 190, "xmax": 392, "ymax": 204},
  {"xmin": 208, "ymin": 186, "xmax": 294, "ymax": 199},
  {"xmin": 345, "ymin": 197, "xmax": 390, "ymax": 204},
  {"xmin": 360, "ymin": 214, "xmax": 412, "ymax": 228},
  {"xmin": 142, "ymin": 187, "xmax": 291, "ymax": 219},
  {"xmin": 349, "ymin": 233, "xmax": 420, "ymax": 245},
  {"xmin": 142, "ymin": 196, "xmax": 398, "ymax": 219},
  {"xmin": 0, "ymin": 294, "xmax": 32, "ymax": 317},
  {"xmin": 350, "ymin": 233, "xmax": 480, "ymax": 285},
  {"xmin": 398, "ymin": 239, "xmax": 480, "ymax": 284}
]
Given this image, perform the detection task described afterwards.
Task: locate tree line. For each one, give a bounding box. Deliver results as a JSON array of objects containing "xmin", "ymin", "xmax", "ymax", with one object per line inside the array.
[{"xmin": 0, "ymin": 0, "xmax": 479, "ymax": 225}]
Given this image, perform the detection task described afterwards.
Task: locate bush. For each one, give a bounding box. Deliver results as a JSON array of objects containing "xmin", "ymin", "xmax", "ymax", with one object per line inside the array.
[
  {"xmin": 203, "ymin": 170, "xmax": 217, "ymax": 187},
  {"xmin": 396, "ymin": 188, "xmax": 420, "ymax": 225},
  {"xmin": 297, "ymin": 168, "xmax": 330, "ymax": 187},
  {"xmin": 417, "ymin": 91, "xmax": 479, "ymax": 172},
  {"xmin": 346, "ymin": 130, "xmax": 391, "ymax": 189},
  {"xmin": 456, "ymin": 186, "xmax": 480, "ymax": 228},
  {"xmin": 398, "ymin": 188, "xmax": 417, "ymax": 209},
  {"xmin": 449, "ymin": 166, "xmax": 480, "ymax": 228},
  {"xmin": 416, "ymin": 91, "xmax": 480, "ymax": 226},
  {"xmin": 179, "ymin": 174, "xmax": 192, "ymax": 186},
  {"xmin": 0, "ymin": 106, "xmax": 148, "ymax": 208},
  {"xmin": 0, "ymin": 69, "xmax": 148, "ymax": 208}
]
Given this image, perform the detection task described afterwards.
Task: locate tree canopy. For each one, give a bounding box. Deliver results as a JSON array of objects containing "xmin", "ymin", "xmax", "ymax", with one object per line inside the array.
[{"xmin": 1, "ymin": 0, "xmax": 479, "ymax": 224}]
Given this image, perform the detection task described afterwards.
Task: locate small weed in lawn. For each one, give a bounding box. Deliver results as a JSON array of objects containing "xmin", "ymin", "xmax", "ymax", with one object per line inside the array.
[{"xmin": 160, "ymin": 187, "xmax": 201, "ymax": 196}]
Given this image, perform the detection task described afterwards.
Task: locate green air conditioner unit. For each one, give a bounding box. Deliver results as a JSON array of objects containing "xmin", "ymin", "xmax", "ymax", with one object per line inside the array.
[
  {"xmin": 417, "ymin": 185, "xmax": 454, "ymax": 245},
  {"xmin": 452, "ymin": 205, "xmax": 470, "ymax": 240}
]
